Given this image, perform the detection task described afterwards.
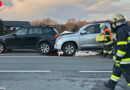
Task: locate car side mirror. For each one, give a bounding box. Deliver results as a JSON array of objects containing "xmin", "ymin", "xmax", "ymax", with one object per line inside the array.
[{"xmin": 80, "ymin": 31, "xmax": 87, "ymax": 35}]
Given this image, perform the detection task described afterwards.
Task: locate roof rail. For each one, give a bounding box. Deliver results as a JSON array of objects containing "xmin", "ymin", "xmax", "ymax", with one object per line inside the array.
[
  {"xmin": 92, "ymin": 20, "xmax": 111, "ymax": 24},
  {"xmin": 46, "ymin": 25, "xmax": 56, "ymax": 28}
]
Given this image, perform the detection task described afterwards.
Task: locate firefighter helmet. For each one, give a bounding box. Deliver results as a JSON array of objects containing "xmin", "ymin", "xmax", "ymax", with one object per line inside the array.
[
  {"xmin": 100, "ymin": 23, "xmax": 107, "ymax": 30},
  {"xmin": 112, "ymin": 13, "xmax": 125, "ymax": 22}
]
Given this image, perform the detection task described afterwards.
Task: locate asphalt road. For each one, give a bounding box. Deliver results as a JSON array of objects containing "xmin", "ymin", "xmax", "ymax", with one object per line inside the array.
[
  {"xmin": 0, "ymin": 50, "xmax": 129, "ymax": 90},
  {"xmin": 0, "ymin": 55, "xmax": 112, "ymax": 71}
]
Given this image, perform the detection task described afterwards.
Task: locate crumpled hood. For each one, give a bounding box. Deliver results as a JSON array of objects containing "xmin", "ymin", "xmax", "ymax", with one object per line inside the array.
[
  {"xmin": 60, "ymin": 31, "xmax": 75, "ymax": 36},
  {"xmin": 60, "ymin": 32, "xmax": 74, "ymax": 36},
  {"xmin": 59, "ymin": 32, "xmax": 78, "ymax": 39}
]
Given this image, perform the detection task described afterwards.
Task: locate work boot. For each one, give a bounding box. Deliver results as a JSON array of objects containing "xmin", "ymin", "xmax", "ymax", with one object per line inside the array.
[
  {"xmin": 101, "ymin": 53, "xmax": 107, "ymax": 58},
  {"xmin": 107, "ymin": 54, "xmax": 113, "ymax": 59},
  {"xmin": 104, "ymin": 80, "xmax": 117, "ymax": 90}
]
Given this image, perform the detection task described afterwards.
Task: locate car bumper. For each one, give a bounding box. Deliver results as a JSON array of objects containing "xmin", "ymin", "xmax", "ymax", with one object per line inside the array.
[{"xmin": 54, "ymin": 40, "xmax": 63, "ymax": 50}]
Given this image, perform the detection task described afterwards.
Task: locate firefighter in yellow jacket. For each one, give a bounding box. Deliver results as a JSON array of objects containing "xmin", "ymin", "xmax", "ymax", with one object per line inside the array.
[{"xmin": 100, "ymin": 23, "xmax": 113, "ymax": 59}]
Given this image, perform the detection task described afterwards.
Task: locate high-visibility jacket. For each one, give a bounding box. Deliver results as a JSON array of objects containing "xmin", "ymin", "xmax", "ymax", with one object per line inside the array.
[
  {"xmin": 115, "ymin": 24, "xmax": 130, "ymax": 64},
  {"xmin": 104, "ymin": 28, "xmax": 113, "ymax": 45}
]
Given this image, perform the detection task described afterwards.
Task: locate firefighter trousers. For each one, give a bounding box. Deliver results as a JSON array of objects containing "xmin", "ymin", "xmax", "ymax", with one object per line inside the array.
[
  {"xmin": 103, "ymin": 43, "xmax": 113, "ymax": 55},
  {"xmin": 111, "ymin": 64, "xmax": 130, "ymax": 86},
  {"xmin": 121, "ymin": 64, "xmax": 130, "ymax": 85}
]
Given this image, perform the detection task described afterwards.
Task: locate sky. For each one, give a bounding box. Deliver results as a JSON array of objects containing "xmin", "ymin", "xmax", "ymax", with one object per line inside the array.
[{"xmin": 0, "ymin": 0, "xmax": 130, "ymax": 23}]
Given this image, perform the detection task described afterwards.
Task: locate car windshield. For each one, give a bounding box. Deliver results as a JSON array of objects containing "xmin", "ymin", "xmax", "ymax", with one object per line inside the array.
[{"xmin": 14, "ymin": 27, "xmax": 28, "ymax": 35}]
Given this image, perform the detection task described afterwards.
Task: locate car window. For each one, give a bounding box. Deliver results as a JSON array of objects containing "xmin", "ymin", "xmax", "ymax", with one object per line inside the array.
[
  {"xmin": 84, "ymin": 25, "xmax": 101, "ymax": 34},
  {"xmin": 85, "ymin": 26, "xmax": 95, "ymax": 34},
  {"xmin": 38, "ymin": 28, "xmax": 43, "ymax": 34},
  {"xmin": 94, "ymin": 24, "xmax": 101, "ymax": 33},
  {"xmin": 15, "ymin": 28, "xmax": 28, "ymax": 35},
  {"xmin": 29, "ymin": 28, "xmax": 39, "ymax": 35},
  {"xmin": 28, "ymin": 28, "xmax": 43, "ymax": 35},
  {"xmin": 43, "ymin": 28, "xmax": 52, "ymax": 33}
]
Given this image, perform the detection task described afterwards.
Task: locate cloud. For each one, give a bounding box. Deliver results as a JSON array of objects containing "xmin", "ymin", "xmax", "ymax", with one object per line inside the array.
[
  {"xmin": 85, "ymin": 0, "xmax": 120, "ymax": 11},
  {"xmin": 114, "ymin": 1, "xmax": 130, "ymax": 19},
  {"xmin": 2, "ymin": 0, "xmax": 13, "ymax": 6},
  {"xmin": 74, "ymin": 0, "xmax": 130, "ymax": 20},
  {"xmin": 0, "ymin": 0, "xmax": 84, "ymax": 19},
  {"xmin": 0, "ymin": 0, "xmax": 130, "ymax": 22}
]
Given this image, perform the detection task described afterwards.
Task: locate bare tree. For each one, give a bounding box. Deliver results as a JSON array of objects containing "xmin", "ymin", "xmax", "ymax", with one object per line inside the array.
[{"xmin": 0, "ymin": 19, "xmax": 4, "ymax": 36}]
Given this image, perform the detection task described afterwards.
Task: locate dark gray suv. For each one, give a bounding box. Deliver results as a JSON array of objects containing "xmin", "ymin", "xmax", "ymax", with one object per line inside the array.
[{"xmin": 0, "ymin": 26, "xmax": 58, "ymax": 54}]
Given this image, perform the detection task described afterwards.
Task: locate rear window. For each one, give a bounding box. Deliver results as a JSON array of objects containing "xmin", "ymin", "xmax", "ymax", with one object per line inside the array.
[
  {"xmin": 28, "ymin": 27, "xmax": 43, "ymax": 35},
  {"xmin": 43, "ymin": 27, "xmax": 54, "ymax": 33}
]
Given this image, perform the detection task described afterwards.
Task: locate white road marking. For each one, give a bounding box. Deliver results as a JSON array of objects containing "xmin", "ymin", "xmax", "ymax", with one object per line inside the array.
[
  {"xmin": 0, "ymin": 56, "xmax": 54, "ymax": 58},
  {"xmin": 0, "ymin": 70, "xmax": 51, "ymax": 73},
  {"xmin": 79, "ymin": 71, "xmax": 112, "ymax": 73},
  {"xmin": 0, "ymin": 87, "xmax": 5, "ymax": 90},
  {"xmin": 0, "ymin": 70, "xmax": 112, "ymax": 73}
]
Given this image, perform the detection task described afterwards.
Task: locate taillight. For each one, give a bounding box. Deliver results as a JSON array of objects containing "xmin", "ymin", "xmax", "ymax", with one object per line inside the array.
[{"xmin": 55, "ymin": 34, "xmax": 58, "ymax": 39}]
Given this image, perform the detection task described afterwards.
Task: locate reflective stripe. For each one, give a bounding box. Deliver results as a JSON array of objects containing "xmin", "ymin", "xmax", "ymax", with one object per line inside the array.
[
  {"xmin": 116, "ymin": 61, "xmax": 120, "ymax": 63},
  {"xmin": 113, "ymin": 56, "xmax": 116, "ymax": 61},
  {"xmin": 113, "ymin": 56, "xmax": 116, "ymax": 60},
  {"xmin": 105, "ymin": 35, "xmax": 110, "ymax": 37},
  {"xmin": 122, "ymin": 58, "xmax": 130, "ymax": 62},
  {"xmin": 120, "ymin": 61, "xmax": 130, "ymax": 64},
  {"xmin": 128, "ymin": 37, "xmax": 130, "ymax": 43},
  {"xmin": 108, "ymin": 51, "xmax": 112, "ymax": 54},
  {"xmin": 104, "ymin": 41, "xmax": 113, "ymax": 45},
  {"xmin": 114, "ymin": 33, "xmax": 116, "ymax": 37},
  {"xmin": 111, "ymin": 77, "xmax": 118, "ymax": 82},
  {"xmin": 103, "ymin": 50, "xmax": 107, "ymax": 53},
  {"xmin": 128, "ymin": 37, "xmax": 130, "ymax": 41},
  {"xmin": 120, "ymin": 58, "xmax": 130, "ymax": 64},
  {"xmin": 117, "ymin": 41, "xmax": 127, "ymax": 45},
  {"xmin": 116, "ymin": 53, "xmax": 124, "ymax": 57},
  {"xmin": 115, "ymin": 63, "xmax": 120, "ymax": 67},
  {"xmin": 116, "ymin": 50, "xmax": 126, "ymax": 57},
  {"xmin": 117, "ymin": 50, "xmax": 126, "ymax": 55},
  {"xmin": 128, "ymin": 83, "xmax": 130, "ymax": 86},
  {"xmin": 111, "ymin": 74, "xmax": 120, "ymax": 81}
]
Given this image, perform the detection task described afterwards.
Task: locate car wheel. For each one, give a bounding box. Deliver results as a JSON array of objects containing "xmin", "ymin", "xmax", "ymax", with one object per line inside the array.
[
  {"xmin": 40, "ymin": 42, "xmax": 51, "ymax": 54},
  {"xmin": 7, "ymin": 49, "xmax": 12, "ymax": 52},
  {"xmin": 0, "ymin": 43, "xmax": 5, "ymax": 53},
  {"xmin": 63, "ymin": 43, "xmax": 76, "ymax": 56}
]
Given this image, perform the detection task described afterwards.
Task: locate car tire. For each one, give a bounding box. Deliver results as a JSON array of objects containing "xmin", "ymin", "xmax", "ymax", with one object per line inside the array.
[
  {"xmin": 0, "ymin": 43, "xmax": 5, "ymax": 53},
  {"xmin": 7, "ymin": 49, "xmax": 12, "ymax": 52},
  {"xmin": 63, "ymin": 42, "xmax": 76, "ymax": 56},
  {"xmin": 40, "ymin": 42, "xmax": 51, "ymax": 54}
]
